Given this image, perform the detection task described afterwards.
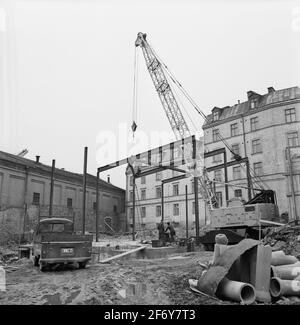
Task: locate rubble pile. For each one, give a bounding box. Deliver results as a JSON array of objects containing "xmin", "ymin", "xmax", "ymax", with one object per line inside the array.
[
  {"xmin": 263, "ymin": 225, "xmax": 300, "ymax": 257},
  {"xmin": 0, "ymin": 246, "xmax": 19, "ymax": 266}
]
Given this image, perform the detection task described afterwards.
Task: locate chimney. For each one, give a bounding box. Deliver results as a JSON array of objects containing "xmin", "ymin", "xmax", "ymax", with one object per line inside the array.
[
  {"xmin": 268, "ymin": 87, "xmax": 275, "ymax": 94},
  {"xmin": 107, "ymin": 174, "xmax": 110, "ymax": 183},
  {"xmin": 237, "ymin": 100, "xmax": 240, "ymax": 104},
  {"xmin": 35, "ymin": 155, "xmax": 40, "ymax": 163}
]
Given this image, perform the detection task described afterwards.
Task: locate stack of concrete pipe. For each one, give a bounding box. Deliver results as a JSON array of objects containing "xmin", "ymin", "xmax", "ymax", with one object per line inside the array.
[{"xmin": 270, "ymin": 250, "xmax": 300, "ymax": 299}]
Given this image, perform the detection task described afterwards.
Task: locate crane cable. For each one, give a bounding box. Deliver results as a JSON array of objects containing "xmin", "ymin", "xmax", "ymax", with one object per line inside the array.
[{"xmin": 132, "ymin": 47, "xmax": 139, "ymax": 137}]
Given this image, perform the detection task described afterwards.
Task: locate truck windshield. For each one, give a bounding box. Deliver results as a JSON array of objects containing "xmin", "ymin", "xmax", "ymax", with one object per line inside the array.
[{"xmin": 39, "ymin": 223, "xmax": 66, "ymax": 233}]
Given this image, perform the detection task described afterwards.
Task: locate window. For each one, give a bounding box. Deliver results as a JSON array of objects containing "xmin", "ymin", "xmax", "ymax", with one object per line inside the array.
[
  {"xmin": 32, "ymin": 192, "xmax": 40, "ymax": 205},
  {"xmin": 252, "ymin": 139, "xmax": 262, "ymax": 154},
  {"xmin": 250, "ymin": 99, "xmax": 258, "ymax": 109},
  {"xmin": 192, "ymin": 202, "xmax": 195, "ymax": 215},
  {"xmin": 215, "ymin": 192, "xmax": 223, "ymax": 207},
  {"xmin": 232, "ymin": 144, "xmax": 240, "ymax": 156},
  {"xmin": 213, "ymin": 110, "xmax": 219, "ymax": 121},
  {"xmin": 93, "ymin": 202, "xmax": 97, "ymax": 210},
  {"xmin": 285, "ymin": 108, "xmax": 296, "ymax": 123},
  {"xmin": 213, "ymin": 153, "xmax": 222, "ymax": 163},
  {"xmin": 156, "ymin": 172, "xmax": 162, "ymax": 181},
  {"xmin": 113, "ymin": 205, "xmax": 117, "ymax": 213},
  {"xmin": 156, "ymin": 186, "xmax": 162, "ymax": 198},
  {"xmin": 156, "ymin": 205, "xmax": 161, "ymax": 218},
  {"xmin": 129, "ymin": 207, "xmax": 133, "ymax": 218},
  {"xmin": 191, "ymin": 181, "xmax": 194, "ymax": 194},
  {"xmin": 173, "ymin": 203, "xmax": 179, "ymax": 216},
  {"xmin": 233, "ymin": 166, "xmax": 241, "ymax": 180},
  {"xmin": 234, "ymin": 189, "xmax": 242, "ymax": 198},
  {"xmin": 173, "ymin": 184, "xmax": 179, "ymax": 196},
  {"xmin": 141, "ymin": 189, "xmax": 146, "ymax": 200},
  {"xmin": 67, "ymin": 198, "xmax": 73, "ymax": 208},
  {"xmin": 129, "ymin": 176, "xmax": 133, "ymax": 186},
  {"xmin": 287, "ymin": 132, "xmax": 299, "ymax": 147},
  {"xmin": 214, "ymin": 170, "xmax": 222, "ymax": 182},
  {"xmin": 212, "ymin": 129, "xmax": 220, "ymax": 142},
  {"xmin": 141, "ymin": 207, "xmax": 146, "ymax": 218},
  {"xmin": 250, "ymin": 117, "xmax": 259, "ymax": 131},
  {"xmin": 141, "ymin": 176, "xmax": 146, "ymax": 184},
  {"xmin": 231, "ymin": 123, "xmax": 238, "ymax": 137},
  {"xmin": 253, "ymin": 162, "xmax": 263, "ymax": 176},
  {"xmin": 129, "ymin": 191, "xmax": 133, "ymax": 201}
]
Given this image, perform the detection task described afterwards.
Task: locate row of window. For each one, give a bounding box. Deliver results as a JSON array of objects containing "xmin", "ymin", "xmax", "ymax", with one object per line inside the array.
[
  {"xmin": 129, "ymin": 182, "xmax": 199, "ymax": 201},
  {"xmin": 212, "ymin": 108, "xmax": 297, "ymax": 142},
  {"xmin": 32, "ymin": 192, "xmax": 118, "ymax": 212},
  {"xmin": 129, "ymin": 202, "xmax": 199, "ymax": 218},
  {"xmin": 213, "ymin": 162, "xmax": 263, "ymax": 182},
  {"xmin": 213, "ymin": 107, "xmax": 296, "ymax": 125},
  {"xmin": 129, "ymin": 170, "xmax": 181, "ymax": 186}
]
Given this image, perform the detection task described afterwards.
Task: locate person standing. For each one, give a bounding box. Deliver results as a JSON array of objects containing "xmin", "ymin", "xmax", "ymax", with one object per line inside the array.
[
  {"xmin": 157, "ymin": 219, "xmax": 165, "ymax": 241},
  {"xmin": 165, "ymin": 222, "xmax": 176, "ymax": 242}
]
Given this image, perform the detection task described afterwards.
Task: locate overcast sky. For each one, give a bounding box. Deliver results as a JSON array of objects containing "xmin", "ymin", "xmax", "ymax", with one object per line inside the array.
[{"xmin": 1, "ymin": 0, "xmax": 300, "ymax": 189}]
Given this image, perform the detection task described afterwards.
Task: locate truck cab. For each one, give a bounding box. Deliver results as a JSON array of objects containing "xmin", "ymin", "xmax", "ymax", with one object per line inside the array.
[{"xmin": 32, "ymin": 217, "xmax": 93, "ymax": 271}]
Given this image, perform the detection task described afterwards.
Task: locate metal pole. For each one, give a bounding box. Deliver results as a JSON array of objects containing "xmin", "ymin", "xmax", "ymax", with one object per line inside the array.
[
  {"xmin": 96, "ymin": 169, "xmax": 99, "ymax": 242},
  {"xmin": 132, "ymin": 175, "xmax": 136, "ymax": 241},
  {"xmin": 288, "ymin": 148, "xmax": 298, "ymax": 221},
  {"xmin": 194, "ymin": 176, "xmax": 200, "ymax": 245},
  {"xmin": 246, "ymin": 159, "xmax": 252, "ymax": 201},
  {"xmin": 82, "ymin": 147, "xmax": 88, "ymax": 235},
  {"xmin": 161, "ymin": 183, "xmax": 164, "ymax": 222},
  {"xmin": 223, "ymin": 151, "xmax": 229, "ymax": 206},
  {"xmin": 49, "ymin": 159, "xmax": 55, "ymax": 217},
  {"xmin": 185, "ymin": 185, "xmax": 188, "ymax": 239}
]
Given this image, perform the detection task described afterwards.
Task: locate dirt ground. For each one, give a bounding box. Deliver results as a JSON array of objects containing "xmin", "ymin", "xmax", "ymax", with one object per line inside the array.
[{"xmin": 0, "ymin": 251, "xmax": 229, "ymax": 305}]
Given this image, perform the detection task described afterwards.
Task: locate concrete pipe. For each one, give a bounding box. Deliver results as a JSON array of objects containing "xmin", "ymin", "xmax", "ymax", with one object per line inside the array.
[
  {"xmin": 270, "ymin": 277, "xmax": 300, "ymax": 298},
  {"xmin": 212, "ymin": 244, "xmax": 228, "ymax": 264},
  {"xmin": 271, "ymin": 251, "xmax": 298, "ymax": 266},
  {"xmin": 215, "ymin": 234, "xmax": 228, "ymax": 245},
  {"xmin": 216, "ymin": 277, "xmax": 256, "ymax": 305},
  {"xmin": 271, "ymin": 263, "xmax": 300, "ymax": 280}
]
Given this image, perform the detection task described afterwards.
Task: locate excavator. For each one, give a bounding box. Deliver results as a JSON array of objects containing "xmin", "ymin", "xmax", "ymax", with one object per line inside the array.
[{"xmin": 134, "ymin": 32, "xmax": 281, "ymax": 248}]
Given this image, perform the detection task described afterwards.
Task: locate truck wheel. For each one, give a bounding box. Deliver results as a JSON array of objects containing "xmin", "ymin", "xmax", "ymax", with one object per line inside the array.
[
  {"xmin": 39, "ymin": 262, "xmax": 47, "ymax": 272},
  {"xmin": 78, "ymin": 262, "xmax": 86, "ymax": 269}
]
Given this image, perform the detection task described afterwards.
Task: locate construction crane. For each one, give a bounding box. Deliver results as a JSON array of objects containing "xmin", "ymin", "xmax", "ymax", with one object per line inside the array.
[
  {"xmin": 134, "ymin": 32, "xmax": 281, "ymax": 246},
  {"xmin": 135, "ymin": 32, "xmax": 218, "ymax": 209}
]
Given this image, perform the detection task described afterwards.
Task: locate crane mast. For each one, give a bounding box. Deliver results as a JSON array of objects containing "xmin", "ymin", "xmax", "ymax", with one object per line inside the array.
[{"xmin": 135, "ymin": 33, "xmax": 190, "ymax": 140}]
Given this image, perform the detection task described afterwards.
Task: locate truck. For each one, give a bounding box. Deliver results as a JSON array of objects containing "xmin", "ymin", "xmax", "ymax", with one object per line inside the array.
[{"xmin": 32, "ymin": 217, "xmax": 93, "ymax": 271}]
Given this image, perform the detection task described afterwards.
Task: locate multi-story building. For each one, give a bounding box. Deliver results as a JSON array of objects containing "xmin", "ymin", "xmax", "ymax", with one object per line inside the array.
[
  {"xmin": 125, "ymin": 167, "xmax": 206, "ymax": 231},
  {"xmin": 203, "ymin": 86, "xmax": 300, "ymax": 219},
  {"xmin": 125, "ymin": 85, "xmax": 300, "ymax": 229},
  {"xmin": 0, "ymin": 151, "xmax": 126, "ymax": 240}
]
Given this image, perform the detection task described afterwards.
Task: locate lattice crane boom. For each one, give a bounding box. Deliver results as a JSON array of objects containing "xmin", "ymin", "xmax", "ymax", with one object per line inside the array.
[{"xmin": 135, "ymin": 32, "xmax": 190, "ymax": 140}]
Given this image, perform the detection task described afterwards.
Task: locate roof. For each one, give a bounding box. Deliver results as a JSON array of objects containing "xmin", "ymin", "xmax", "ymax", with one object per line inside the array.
[
  {"xmin": 203, "ymin": 86, "xmax": 300, "ymax": 128},
  {"xmin": 0, "ymin": 151, "xmax": 125, "ymax": 193}
]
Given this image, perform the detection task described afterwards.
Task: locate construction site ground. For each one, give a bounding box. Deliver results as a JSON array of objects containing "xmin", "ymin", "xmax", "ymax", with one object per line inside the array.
[{"xmin": 0, "ymin": 249, "xmax": 232, "ymax": 305}]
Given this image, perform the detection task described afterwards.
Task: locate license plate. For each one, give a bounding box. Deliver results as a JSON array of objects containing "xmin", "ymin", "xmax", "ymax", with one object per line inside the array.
[{"xmin": 61, "ymin": 248, "xmax": 74, "ymax": 255}]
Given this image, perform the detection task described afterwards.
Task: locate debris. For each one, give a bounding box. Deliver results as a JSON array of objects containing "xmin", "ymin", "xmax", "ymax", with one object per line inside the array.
[{"xmin": 99, "ymin": 246, "xmax": 146, "ymax": 264}]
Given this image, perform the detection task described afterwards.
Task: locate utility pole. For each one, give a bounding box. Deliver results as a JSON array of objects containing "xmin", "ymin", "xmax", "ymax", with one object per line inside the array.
[
  {"xmin": 82, "ymin": 147, "xmax": 88, "ymax": 235},
  {"xmin": 185, "ymin": 185, "xmax": 188, "ymax": 239},
  {"xmin": 96, "ymin": 169, "xmax": 100, "ymax": 242},
  {"xmin": 49, "ymin": 159, "xmax": 55, "ymax": 217},
  {"xmin": 288, "ymin": 147, "xmax": 298, "ymax": 221}
]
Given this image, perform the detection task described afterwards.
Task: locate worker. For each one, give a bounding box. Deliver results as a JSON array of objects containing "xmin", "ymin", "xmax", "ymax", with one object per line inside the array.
[
  {"xmin": 157, "ymin": 219, "xmax": 165, "ymax": 241},
  {"xmin": 165, "ymin": 222, "xmax": 176, "ymax": 242}
]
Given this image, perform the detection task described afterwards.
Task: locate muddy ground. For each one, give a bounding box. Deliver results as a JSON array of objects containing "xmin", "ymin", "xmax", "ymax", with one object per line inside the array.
[{"xmin": 0, "ymin": 251, "xmax": 230, "ymax": 305}]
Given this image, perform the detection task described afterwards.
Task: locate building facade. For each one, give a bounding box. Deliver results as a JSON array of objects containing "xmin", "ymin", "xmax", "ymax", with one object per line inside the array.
[
  {"xmin": 125, "ymin": 167, "xmax": 205, "ymax": 231},
  {"xmin": 0, "ymin": 151, "xmax": 125, "ymax": 241},
  {"xmin": 203, "ymin": 86, "xmax": 300, "ymax": 220},
  {"xmin": 125, "ymin": 85, "xmax": 300, "ymax": 230}
]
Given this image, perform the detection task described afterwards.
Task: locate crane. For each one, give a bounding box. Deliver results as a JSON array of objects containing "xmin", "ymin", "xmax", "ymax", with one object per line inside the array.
[
  {"xmin": 135, "ymin": 32, "xmax": 218, "ymax": 208},
  {"xmin": 134, "ymin": 32, "xmax": 281, "ymax": 247}
]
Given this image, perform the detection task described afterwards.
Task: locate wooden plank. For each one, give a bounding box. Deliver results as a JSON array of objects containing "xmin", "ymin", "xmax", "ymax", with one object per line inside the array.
[{"xmin": 99, "ymin": 246, "xmax": 146, "ymax": 263}]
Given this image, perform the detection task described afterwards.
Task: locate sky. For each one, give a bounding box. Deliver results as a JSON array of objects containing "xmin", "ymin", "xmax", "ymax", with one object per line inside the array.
[{"xmin": 0, "ymin": 0, "xmax": 300, "ymax": 189}]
